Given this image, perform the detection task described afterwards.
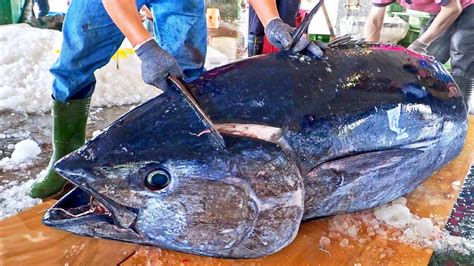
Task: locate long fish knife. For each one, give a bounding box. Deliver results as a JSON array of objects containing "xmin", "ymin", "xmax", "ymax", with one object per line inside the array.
[
  {"xmin": 167, "ymin": 75, "xmax": 226, "ymax": 149},
  {"xmin": 289, "ymin": 0, "xmax": 325, "ymax": 54}
]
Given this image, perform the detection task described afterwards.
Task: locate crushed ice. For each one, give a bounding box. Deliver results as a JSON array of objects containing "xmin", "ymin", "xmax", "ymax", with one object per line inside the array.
[
  {"xmin": 325, "ymin": 196, "xmax": 473, "ymax": 254},
  {"xmin": 0, "ymin": 24, "xmax": 155, "ymax": 114},
  {"xmin": 0, "ymin": 175, "xmax": 43, "ymax": 220},
  {"xmin": 0, "ymin": 139, "xmax": 41, "ymax": 170}
]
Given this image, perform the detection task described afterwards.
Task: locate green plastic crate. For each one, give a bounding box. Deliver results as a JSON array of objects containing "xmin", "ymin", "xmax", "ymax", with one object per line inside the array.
[
  {"xmin": 308, "ymin": 34, "xmax": 331, "ymax": 43},
  {"xmin": 444, "ymin": 59, "xmax": 452, "ymax": 71},
  {"xmin": 399, "ymin": 27, "xmax": 420, "ymax": 47},
  {"xmin": 0, "ymin": 0, "xmax": 26, "ymax": 25},
  {"xmin": 408, "ymin": 14, "xmax": 431, "ymax": 29},
  {"xmin": 387, "ymin": 3, "xmax": 405, "ymax": 14},
  {"xmin": 419, "ymin": 16, "xmax": 430, "ymax": 27},
  {"xmin": 391, "ymin": 12, "xmax": 410, "ymax": 23}
]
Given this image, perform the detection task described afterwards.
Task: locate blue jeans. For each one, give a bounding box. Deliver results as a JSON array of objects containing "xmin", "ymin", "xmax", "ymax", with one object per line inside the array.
[{"xmin": 50, "ymin": 0, "xmax": 207, "ymax": 102}]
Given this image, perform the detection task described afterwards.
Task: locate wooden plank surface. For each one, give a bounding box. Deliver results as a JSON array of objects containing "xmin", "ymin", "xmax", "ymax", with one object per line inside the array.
[
  {"xmin": 1, "ymin": 117, "xmax": 473, "ymax": 266},
  {"xmin": 0, "ymin": 202, "xmax": 139, "ymax": 266}
]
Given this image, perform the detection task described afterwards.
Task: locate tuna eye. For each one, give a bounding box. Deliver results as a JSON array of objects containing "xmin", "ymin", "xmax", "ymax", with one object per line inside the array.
[{"xmin": 145, "ymin": 169, "xmax": 171, "ymax": 190}]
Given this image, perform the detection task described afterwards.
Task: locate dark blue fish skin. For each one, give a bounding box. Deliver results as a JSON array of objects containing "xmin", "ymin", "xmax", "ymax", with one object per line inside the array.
[
  {"xmin": 44, "ymin": 42, "xmax": 467, "ymax": 258},
  {"xmin": 187, "ymin": 44, "xmax": 467, "ymax": 219},
  {"xmin": 45, "ymin": 87, "xmax": 304, "ymax": 258}
]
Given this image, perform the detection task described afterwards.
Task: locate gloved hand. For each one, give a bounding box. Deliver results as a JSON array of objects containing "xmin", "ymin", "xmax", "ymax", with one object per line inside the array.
[
  {"xmin": 407, "ymin": 40, "xmax": 428, "ymax": 54},
  {"xmin": 135, "ymin": 39, "xmax": 183, "ymax": 91},
  {"xmin": 264, "ymin": 18, "xmax": 327, "ymax": 58}
]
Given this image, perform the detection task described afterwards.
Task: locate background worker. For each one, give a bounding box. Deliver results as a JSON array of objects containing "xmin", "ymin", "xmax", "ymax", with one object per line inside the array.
[
  {"xmin": 29, "ymin": 0, "xmax": 325, "ymax": 199},
  {"xmin": 249, "ymin": 0, "xmax": 326, "ymax": 58},
  {"xmin": 364, "ymin": 0, "xmax": 473, "ymax": 112},
  {"xmin": 248, "ymin": 0, "xmax": 300, "ymax": 56}
]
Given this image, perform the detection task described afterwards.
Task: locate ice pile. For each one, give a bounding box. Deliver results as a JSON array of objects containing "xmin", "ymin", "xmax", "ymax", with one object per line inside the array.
[
  {"xmin": 8, "ymin": 139, "xmax": 41, "ymax": 163},
  {"xmin": 327, "ymin": 197, "xmax": 442, "ymax": 248},
  {"xmin": 325, "ymin": 196, "xmax": 473, "ymax": 254},
  {"xmin": 0, "ymin": 24, "xmax": 155, "ymax": 114},
  {"xmin": 0, "ymin": 139, "xmax": 41, "ymax": 170},
  {"xmin": 0, "ymin": 24, "xmax": 56, "ymax": 112},
  {"xmin": 0, "ymin": 178, "xmax": 42, "ymax": 220},
  {"xmin": 435, "ymin": 232, "xmax": 474, "ymax": 256},
  {"xmin": 374, "ymin": 198, "xmax": 441, "ymax": 246}
]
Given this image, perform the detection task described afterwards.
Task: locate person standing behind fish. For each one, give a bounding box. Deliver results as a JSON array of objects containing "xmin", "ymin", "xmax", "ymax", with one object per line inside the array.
[
  {"xmin": 249, "ymin": 0, "xmax": 327, "ymax": 58},
  {"xmin": 364, "ymin": 0, "xmax": 473, "ymax": 112},
  {"xmin": 29, "ymin": 0, "xmax": 325, "ymax": 199},
  {"xmin": 248, "ymin": 0, "xmax": 300, "ymax": 56}
]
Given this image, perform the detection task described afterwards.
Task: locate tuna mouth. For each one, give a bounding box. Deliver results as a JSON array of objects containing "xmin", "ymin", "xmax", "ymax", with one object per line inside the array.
[
  {"xmin": 43, "ymin": 186, "xmax": 142, "ymax": 240},
  {"xmin": 44, "ymin": 150, "xmax": 142, "ymax": 230},
  {"xmin": 44, "ymin": 187, "xmax": 113, "ymax": 223}
]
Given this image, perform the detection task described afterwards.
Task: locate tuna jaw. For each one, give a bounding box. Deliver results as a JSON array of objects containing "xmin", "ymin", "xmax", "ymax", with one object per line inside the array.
[{"xmin": 43, "ymin": 186, "xmax": 145, "ymax": 244}]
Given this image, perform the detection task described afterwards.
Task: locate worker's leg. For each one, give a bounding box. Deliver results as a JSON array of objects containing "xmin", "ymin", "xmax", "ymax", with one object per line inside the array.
[
  {"xmin": 36, "ymin": 0, "xmax": 50, "ymax": 18},
  {"xmin": 30, "ymin": 0, "xmax": 146, "ymax": 199},
  {"xmin": 149, "ymin": 0, "xmax": 206, "ymax": 81},
  {"xmin": 450, "ymin": 5, "xmax": 474, "ymax": 112},
  {"xmin": 248, "ymin": 6, "xmax": 264, "ymax": 56},
  {"xmin": 50, "ymin": 0, "xmax": 148, "ymax": 102},
  {"xmin": 276, "ymin": 0, "xmax": 300, "ymax": 27}
]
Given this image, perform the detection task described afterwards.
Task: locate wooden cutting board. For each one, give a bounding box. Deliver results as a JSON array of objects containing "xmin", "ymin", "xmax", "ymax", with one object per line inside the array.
[{"xmin": 1, "ymin": 117, "xmax": 473, "ymax": 266}]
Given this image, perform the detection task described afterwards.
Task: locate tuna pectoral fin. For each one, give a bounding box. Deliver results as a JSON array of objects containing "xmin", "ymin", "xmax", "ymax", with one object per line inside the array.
[{"xmin": 303, "ymin": 147, "xmax": 444, "ymax": 219}]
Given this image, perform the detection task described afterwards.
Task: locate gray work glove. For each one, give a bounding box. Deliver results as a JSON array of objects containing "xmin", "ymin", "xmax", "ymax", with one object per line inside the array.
[
  {"xmin": 264, "ymin": 18, "xmax": 327, "ymax": 58},
  {"xmin": 135, "ymin": 39, "xmax": 183, "ymax": 91},
  {"xmin": 407, "ymin": 40, "xmax": 428, "ymax": 55}
]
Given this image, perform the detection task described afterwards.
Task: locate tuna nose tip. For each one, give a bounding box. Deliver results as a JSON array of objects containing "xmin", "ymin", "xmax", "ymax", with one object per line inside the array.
[
  {"xmin": 53, "ymin": 158, "xmax": 72, "ymax": 182},
  {"xmin": 53, "ymin": 159, "xmax": 67, "ymax": 178},
  {"xmin": 54, "ymin": 151, "xmax": 91, "ymax": 183}
]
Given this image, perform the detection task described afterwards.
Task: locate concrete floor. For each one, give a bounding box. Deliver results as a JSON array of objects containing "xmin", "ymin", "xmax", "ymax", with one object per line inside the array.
[{"xmin": 0, "ymin": 105, "xmax": 131, "ymax": 185}]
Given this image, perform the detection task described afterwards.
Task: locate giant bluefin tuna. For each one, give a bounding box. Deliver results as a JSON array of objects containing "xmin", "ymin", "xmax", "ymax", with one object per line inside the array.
[{"xmin": 43, "ymin": 38, "xmax": 468, "ymax": 258}]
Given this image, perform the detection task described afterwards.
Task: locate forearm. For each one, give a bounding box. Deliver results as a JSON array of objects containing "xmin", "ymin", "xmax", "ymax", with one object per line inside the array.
[
  {"xmin": 418, "ymin": 0, "xmax": 462, "ymax": 44},
  {"xmin": 364, "ymin": 7, "xmax": 386, "ymax": 42},
  {"xmin": 248, "ymin": 0, "xmax": 279, "ymax": 26},
  {"xmin": 102, "ymin": 0, "xmax": 151, "ymax": 47}
]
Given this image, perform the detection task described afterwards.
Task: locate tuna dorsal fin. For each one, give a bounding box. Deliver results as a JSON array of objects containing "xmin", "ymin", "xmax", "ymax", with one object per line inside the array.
[{"xmin": 328, "ymin": 34, "xmax": 376, "ymax": 49}]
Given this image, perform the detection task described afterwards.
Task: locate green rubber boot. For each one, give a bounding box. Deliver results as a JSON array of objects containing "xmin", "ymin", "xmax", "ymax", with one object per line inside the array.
[{"xmin": 29, "ymin": 98, "xmax": 91, "ymax": 199}]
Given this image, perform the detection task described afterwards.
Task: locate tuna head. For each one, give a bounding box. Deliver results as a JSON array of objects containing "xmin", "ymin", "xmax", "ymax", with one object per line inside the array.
[{"xmin": 43, "ymin": 84, "xmax": 304, "ymax": 258}]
